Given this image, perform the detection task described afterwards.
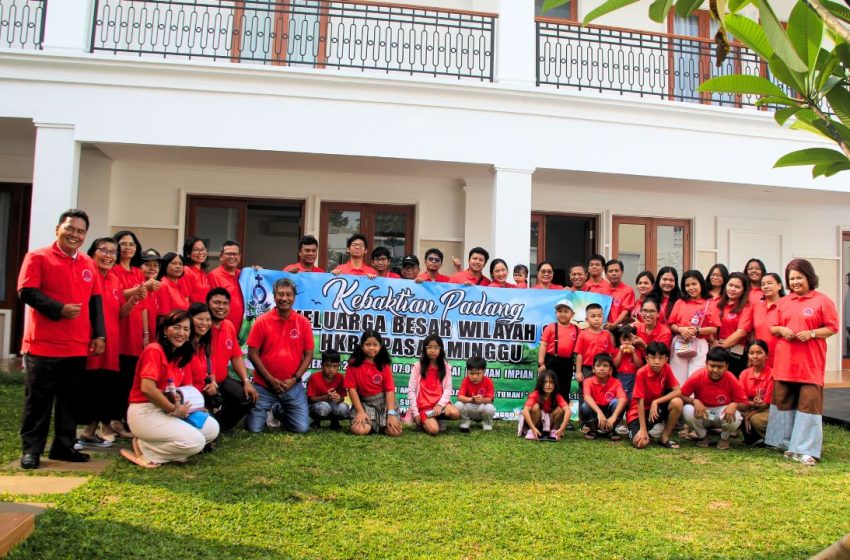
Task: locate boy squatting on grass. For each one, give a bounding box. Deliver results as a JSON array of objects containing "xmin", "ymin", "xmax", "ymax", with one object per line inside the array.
[
  {"xmin": 306, "ymin": 349, "xmax": 351, "ymax": 430},
  {"xmin": 454, "ymin": 355, "xmax": 496, "ymax": 432}
]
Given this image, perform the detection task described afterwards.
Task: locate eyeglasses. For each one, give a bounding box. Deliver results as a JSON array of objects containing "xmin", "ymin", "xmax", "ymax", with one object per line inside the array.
[
  {"xmin": 539, "ymin": 270, "xmax": 553, "ymax": 275},
  {"xmin": 426, "ymin": 256, "xmax": 441, "ymax": 263},
  {"xmin": 118, "ymin": 242, "xmax": 136, "ymax": 248},
  {"xmin": 191, "ymin": 247, "xmax": 207, "ymax": 254},
  {"xmin": 222, "ymin": 252, "xmax": 240, "ymax": 258},
  {"xmin": 96, "ymin": 248, "xmax": 117, "ymax": 257},
  {"xmin": 349, "ymin": 243, "xmax": 366, "ymax": 249},
  {"xmin": 641, "ymin": 309, "xmax": 658, "ymax": 315}
]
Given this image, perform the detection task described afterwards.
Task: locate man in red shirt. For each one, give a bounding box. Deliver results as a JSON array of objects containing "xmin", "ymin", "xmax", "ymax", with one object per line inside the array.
[
  {"xmin": 207, "ymin": 240, "xmax": 245, "ymax": 333},
  {"xmin": 567, "ymin": 263, "xmax": 587, "ymax": 291},
  {"xmin": 675, "ymin": 347, "xmax": 747, "ymax": 449},
  {"xmin": 585, "ymin": 254, "xmax": 611, "ymax": 294},
  {"xmin": 371, "ymin": 246, "xmax": 400, "ymax": 278},
  {"xmin": 332, "ymin": 234, "xmax": 377, "ymax": 276},
  {"xmin": 604, "ymin": 259, "xmax": 635, "ymax": 330},
  {"xmin": 245, "ymin": 278, "xmax": 314, "ymax": 433},
  {"xmin": 18, "ymin": 209, "xmax": 106, "ymax": 469},
  {"xmin": 206, "ymin": 287, "xmax": 258, "ymax": 431},
  {"xmin": 399, "ymin": 254, "xmax": 420, "ymax": 280},
  {"xmin": 283, "ymin": 235, "xmax": 325, "ymax": 273},
  {"xmin": 416, "ymin": 249, "xmax": 450, "ymax": 283},
  {"xmin": 448, "ymin": 247, "xmax": 491, "ymax": 286}
]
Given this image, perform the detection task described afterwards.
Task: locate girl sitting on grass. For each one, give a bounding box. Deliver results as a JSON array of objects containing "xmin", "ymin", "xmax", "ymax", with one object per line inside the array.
[
  {"xmin": 407, "ymin": 334, "xmax": 460, "ymax": 435},
  {"xmin": 345, "ymin": 330, "xmax": 403, "ymax": 437},
  {"xmin": 518, "ymin": 370, "xmax": 570, "ymax": 441}
]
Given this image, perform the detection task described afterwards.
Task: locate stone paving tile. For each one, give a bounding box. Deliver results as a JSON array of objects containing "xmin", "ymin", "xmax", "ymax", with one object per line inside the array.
[
  {"xmin": 1, "ymin": 458, "xmax": 111, "ymax": 474},
  {"xmin": 0, "ymin": 476, "xmax": 88, "ymax": 495}
]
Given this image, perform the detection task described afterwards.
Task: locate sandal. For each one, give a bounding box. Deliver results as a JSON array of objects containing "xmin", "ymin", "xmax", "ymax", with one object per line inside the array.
[
  {"xmin": 716, "ymin": 439, "xmax": 730, "ymax": 450},
  {"xmin": 584, "ymin": 431, "xmax": 597, "ymax": 440},
  {"xmin": 793, "ymin": 454, "xmax": 817, "ymax": 466},
  {"xmin": 120, "ymin": 448, "xmax": 159, "ymax": 469},
  {"xmin": 110, "ymin": 421, "xmax": 134, "ymax": 439},
  {"xmin": 608, "ymin": 433, "xmax": 622, "ymax": 442},
  {"xmin": 659, "ymin": 439, "xmax": 680, "ymax": 449},
  {"xmin": 695, "ymin": 437, "xmax": 710, "ymax": 448}
]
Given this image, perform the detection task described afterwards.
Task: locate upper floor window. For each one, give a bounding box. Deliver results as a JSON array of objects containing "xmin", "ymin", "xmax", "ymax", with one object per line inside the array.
[{"xmin": 536, "ymin": 0, "xmax": 577, "ymax": 21}]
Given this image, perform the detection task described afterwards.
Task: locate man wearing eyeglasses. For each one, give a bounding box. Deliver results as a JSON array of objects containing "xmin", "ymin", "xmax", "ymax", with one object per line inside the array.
[
  {"xmin": 17, "ymin": 209, "xmax": 106, "ymax": 469},
  {"xmin": 208, "ymin": 240, "xmax": 245, "ymax": 332},
  {"xmin": 332, "ymin": 234, "xmax": 377, "ymax": 276},
  {"xmin": 416, "ymin": 249, "xmax": 450, "ymax": 283}
]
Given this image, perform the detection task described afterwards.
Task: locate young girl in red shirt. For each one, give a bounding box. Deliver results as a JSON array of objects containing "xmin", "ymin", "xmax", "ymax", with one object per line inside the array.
[
  {"xmin": 407, "ymin": 335, "xmax": 460, "ymax": 435},
  {"xmin": 518, "ymin": 370, "xmax": 570, "ymax": 441},
  {"xmin": 345, "ymin": 330, "xmax": 403, "ymax": 437}
]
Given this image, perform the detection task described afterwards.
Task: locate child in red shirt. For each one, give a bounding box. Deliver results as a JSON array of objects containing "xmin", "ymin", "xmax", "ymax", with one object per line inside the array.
[
  {"xmin": 580, "ymin": 354, "xmax": 627, "ymax": 440},
  {"xmin": 538, "ymin": 299, "xmax": 580, "ymax": 408},
  {"xmin": 613, "ymin": 325, "xmax": 642, "ymax": 401},
  {"xmin": 307, "ymin": 349, "xmax": 350, "ymax": 430},
  {"xmin": 345, "ymin": 330, "xmax": 402, "ymax": 437},
  {"xmin": 574, "ymin": 303, "xmax": 615, "ymax": 382},
  {"xmin": 406, "ymin": 335, "xmax": 461, "ymax": 435},
  {"xmin": 518, "ymin": 370, "xmax": 569, "ymax": 441},
  {"xmin": 456, "ymin": 355, "xmax": 496, "ymax": 432},
  {"xmin": 627, "ymin": 342, "xmax": 683, "ymax": 449},
  {"xmin": 513, "ymin": 264, "xmax": 529, "ymax": 288}
]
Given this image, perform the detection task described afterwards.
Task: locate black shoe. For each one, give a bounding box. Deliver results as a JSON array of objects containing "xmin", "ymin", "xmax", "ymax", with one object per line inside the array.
[
  {"xmin": 20, "ymin": 453, "xmax": 40, "ymax": 470},
  {"xmin": 48, "ymin": 449, "xmax": 90, "ymax": 463},
  {"xmin": 459, "ymin": 426, "xmax": 470, "ymax": 433},
  {"xmin": 329, "ymin": 418, "xmax": 341, "ymax": 431},
  {"xmin": 310, "ymin": 419, "xmax": 321, "ymax": 430}
]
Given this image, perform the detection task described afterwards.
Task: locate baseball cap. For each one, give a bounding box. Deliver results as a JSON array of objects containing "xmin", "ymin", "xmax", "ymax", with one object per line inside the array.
[
  {"xmin": 141, "ymin": 248, "xmax": 161, "ymax": 261},
  {"xmin": 401, "ymin": 254, "xmax": 419, "ymax": 267},
  {"xmin": 554, "ymin": 299, "xmax": 573, "ymax": 310}
]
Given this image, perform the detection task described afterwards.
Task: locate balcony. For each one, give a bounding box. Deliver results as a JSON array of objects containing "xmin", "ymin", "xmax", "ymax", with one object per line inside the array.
[
  {"xmin": 0, "ymin": 0, "xmax": 45, "ymax": 49},
  {"xmin": 90, "ymin": 0, "xmax": 496, "ymax": 81}
]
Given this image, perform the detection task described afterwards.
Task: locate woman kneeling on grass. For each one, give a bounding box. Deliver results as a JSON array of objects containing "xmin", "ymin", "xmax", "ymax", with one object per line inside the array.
[
  {"xmin": 407, "ymin": 334, "xmax": 460, "ymax": 435},
  {"xmin": 122, "ymin": 310, "xmax": 220, "ymax": 468},
  {"xmin": 345, "ymin": 330, "xmax": 403, "ymax": 437},
  {"xmin": 518, "ymin": 370, "xmax": 570, "ymax": 441}
]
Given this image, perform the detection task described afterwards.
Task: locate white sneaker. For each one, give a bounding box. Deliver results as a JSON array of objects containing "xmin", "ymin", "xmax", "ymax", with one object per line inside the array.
[
  {"xmin": 458, "ymin": 421, "xmax": 471, "ymax": 433},
  {"xmin": 482, "ymin": 422, "xmax": 493, "ymax": 432},
  {"xmin": 648, "ymin": 422, "xmax": 665, "ymax": 439},
  {"xmin": 615, "ymin": 424, "xmax": 629, "ymax": 436},
  {"xmin": 266, "ymin": 409, "xmax": 281, "ymax": 429}
]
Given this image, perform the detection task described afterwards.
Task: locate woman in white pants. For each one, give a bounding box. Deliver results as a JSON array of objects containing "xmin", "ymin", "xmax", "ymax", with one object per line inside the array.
[{"xmin": 668, "ymin": 270, "xmax": 720, "ymax": 385}]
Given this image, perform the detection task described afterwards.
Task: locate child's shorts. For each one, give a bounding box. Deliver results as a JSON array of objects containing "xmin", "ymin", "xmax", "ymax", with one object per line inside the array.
[
  {"xmin": 360, "ymin": 392, "xmax": 388, "ymax": 434},
  {"xmin": 627, "ymin": 402, "xmax": 670, "ymax": 441}
]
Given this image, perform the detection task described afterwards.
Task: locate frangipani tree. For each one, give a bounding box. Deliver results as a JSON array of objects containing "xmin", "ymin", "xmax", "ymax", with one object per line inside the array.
[{"xmin": 544, "ymin": 0, "xmax": 850, "ymax": 177}]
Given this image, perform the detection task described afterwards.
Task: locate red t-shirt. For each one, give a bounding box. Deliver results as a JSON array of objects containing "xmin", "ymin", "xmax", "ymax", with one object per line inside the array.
[
  {"xmin": 773, "ymin": 290, "xmax": 839, "ymax": 385},
  {"xmin": 246, "ymin": 309, "xmax": 314, "ymax": 389},
  {"xmin": 717, "ymin": 302, "xmax": 754, "ymax": 340},
  {"xmin": 585, "ymin": 278, "xmax": 611, "ymax": 294},
  {"xmin": 524, "ymin": 390, "xmax": 567, "ymax": 413},
  {"xmin": 753, "ymin": 299, "xmax": 780, "ymax": 367},
  {"xmin": 583, "ymin": 375, "xmax": 626, "ymax": 406},
  {"xmin": 181, "ymin": 265, "xmax": 210, "ymax": 304},
  {"xmin": 344, "ymin": 360, "xmax": 395, "ymax": 398},
  {"xmin": 749, "ymin": 287, "xmax": 764, "ymax": 305},
  {"xmin": 657, "ymin": 295, "xmax": 672, "ymax": 326},
  {"xmin": 515, "ymin": 281, "xmax": 528, "ymax": 289},
  {"xmin": 307, "ymin": 371, "xmax": 345, "ymax": 399},
  {"xmin": 490, "ymin": 281, "xmax": 517, "ymax": 288},
  {"xmin": 87, "ymin": 272, "xmax": 121, "ymax": 372},
  {"xmin": 110, "ymin": 264, "xmax": 146, "ymax": 357},
  {"xmin": 738, "ymin": 366, "xmax": 774, "ymax": 405},
  {"xmin": 615, "ymin": 348, "xmax": 641, "ymax": 374},
  {"xmin": 635, "ymin": 321, "xmax": 673, "ymax": 350},
  {"xmin": 680, "ymin": 368, "xmax": 747, "ymax": 408},
  {"xmin": 541, "ymin": 322, "xmax": 579, "ymax": 357},
  {"xmin": 630, "ymin": 297, "xmax": 645, "ymax": 323},
  {"xmin": 207, "ymin": 266, "xmax": 244, "ymax": 332},
  {"xmin": 448, "ymin": 269, "xmax": 491, "ymax": 286},
  {"xmin": 187, "ymin": 347, "xmax": 209, "ymax": 391},
  {"xmin": 283, "ymin": 262, "xmax": 325, "ymax": 273},
  {"xmin": 18, "ymin": 243, "xmax": 102, "ymax": 357},
  {"xmin": 128, "ymin": 343, "xmax": 188, "ymax": 403},
  {"xmin": 667, "ymin": 298, "xmax": 720, "ymax": 339},
  {"xmin": 458, "ymin": 376, "xmax": 495, "ymax": 399},
  {"xmin": 156, "ymin": 277, "xmax": 189, "ymax": 316},
  {"xmin": 626, "ymin": 363, "xmax": 679, "ymax": 423},
  {"xmin": 607, "ymin": 282, "xmax": 636, "ymax": 323},
  {"xmin": 336, "ymin": 261, "xmax": 378, "ymax": 276},
  {"xmin": 376, "ymin": 271, "xmax": 401, "ymax": 279},
  {"xmin": 416, "ymin": 271, "xmax": 450, "ymax": 283},
  {"xmin": 209, "ymin": 319, "xmax": 242, "ymax": 383},
  {"xmin": 575, "ymin": 329, "xmax": 614, "ymax": 366},
  {"xmin": 531, "ymin": 283, "xmax": 564, "ymax": 290},
  {"xmin": 416, "ymin": 366, "xmax": 444, "ymax": 411},
  {"xmin": 142, "ymin": 290, "xmax": 159, "ymax": 340}
]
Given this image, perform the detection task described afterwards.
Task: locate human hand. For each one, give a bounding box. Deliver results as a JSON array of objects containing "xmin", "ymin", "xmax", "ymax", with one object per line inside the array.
[
  {"xmin": 89, "ymin": 338, "xmax": 105, "ymax": 355},
  {"xmin": 202, "ymin": 382, "xmax": 218, "ymax": 396},
  {"xmin": 649, "ymin": 402, "xmax": 659, "ymax": 422},
  {"xmin": 61, "ymin": 303, "xmax": 82, "ymax": 319},
  {"xmin": 693, "ymin": 400, "xmax": 706, "ymax": 419},
  {"xmin": 352, "ymin": 411, "xmax": 370, "ymax": 427},
  {"xmin": 243, "ymin": 382, "xmax": 259, "ymax": 404}
]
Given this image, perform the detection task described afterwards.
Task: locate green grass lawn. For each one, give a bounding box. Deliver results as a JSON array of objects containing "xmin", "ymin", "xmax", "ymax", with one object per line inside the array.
[{"xmin": 2, "ymin": 373, "xmax": 849, "ymax": 559}]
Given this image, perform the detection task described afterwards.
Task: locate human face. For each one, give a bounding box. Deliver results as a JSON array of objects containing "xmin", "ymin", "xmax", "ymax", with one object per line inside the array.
[
  {"xmin": 165, "ymin": 318, "xmax": 191, "ymax": 348},
  {"xmin": 208, "ymin": 294, "xmax": 230, "ymax": 321},
  {"xmin": 117, "ymin": 235, "xmax": 137, "ymax": 264},
  {"xmin": 593, "ymin": 360, "xmax": 612, "ymax": 381},
  {"xmin": 709, "ymin": 268, "xmax": 725, "ymax": 289},
  {"xmin": 706, "ymin": 359, "xmax": 728, "ymax": 381},
  {"xmin": 492, "ymin": 263, "xmax": 509, "ymax": 284},
  {"xmin": 372, "ymin": 254, "xmax": 390, "ymax": 273},
  {"xmin": 569, "ymin": 267, "xmax": 586, "ymax": 289},
  {"xmin": 347, "ymin": 239, "xmax": 366, "ymax": 260},
  {"xmin": 513, "ymin": 270, "xmax": 527, "ymax": 285},
  {"xmin": 274, "ymin": 286, "xmax": 295, "ymax": 314},
  {"xmin": 401, "ymin": 265, "xmax": 419, "ymax": 279},
  {"xmin": 683, "ymin": 277, "xmax": 701, "ymax": 299},
  {"xmin": 192, "ymin": 311, "xmax": 212, "ymax": 338},
  {"xmin": 190, "ymin": 240, "xmax": 207, "ymax": 266},
  {"xmin": 555, "ymin": 307, "xmax": 574, "ymax": 324},
  {"xmin": 166, "ymin": 256, "xmax": 184, "ymax": 280},
  {"xmin": 141, "ymin": 260, "xmax": 160, "ymax": 280},
  {"xmin": 746, "ymin": 261, "xmax": 763, "ymax": 284},
  {"xmin": 646, "ymin": 353, "xmax": 668, "ymax": 373},
  {"xmin": 362, "ymin": 336, "xmax": 382, "ymax": 359},
  {"xmin": 468, "ymin": 253, "xmax": 486, "ymax": 274},
  {"xmin": 322, "ymin": 362, "xmax": 340, "ymax": 378},
  {"xmin": 724, "ymin": 278, "xmax": 744, "ymax": 303},
  {"xmin": 537, "ymin": 265, "xmax": 554, "ymax": 285},
  {"xmin": 636, "ymin": 275, "xmax": 653, "ymax": 297},
  {"xmin": 606, "ymin": 264, "xmax": 622, "ymax": 285},
  {"xmin": 586, "ymin": 309, "xmax": 604, "ymax": 330},
  {"xmin": 425, "ymin": 340, "xmax": 442, "ymax": 362},
  {"xmin": 55, "ymin": 217, "xmax": 87, "ymax": 255},
  {"xmin": 761, "ymin": 275, "xmax": 780, "ymax": 300},
  {"xmin": 641, "ymin": 302, "xmax": 659, "ymax": 326},
  {"xmin": 93, "ymin": 242, "xmax": 117, "ymax": 273},
  {"xmin": 588, "ymin": 260, "xmax": 604, "ymax": 279},
  {"xmin": 467, "ymin": 369, "xmax": 484, "ymax": 384},
  {"xmin": 748, "ymin": 344, "xmax": 767, "ymax": 369},
  {"xmin": 787, "ymin": 269, "xmax": 810, "ymax": 295},
  {"xmin": 542, "ymin": 376, "xmax": 555, "ymax": 395},
  {"xmin": 425, "ymin": 253, "xmax": 442, "ymax": 273},
  {"xmin": 659, "ymin": 272, "xmax": 676, "ymax": 295},
  {"xmin": 299, "ymin": 243, "xmax": 318, "ymax": 266},
  {"xmin": 220, "ymin": 245, "xmax": 241, "ymax": 271}
]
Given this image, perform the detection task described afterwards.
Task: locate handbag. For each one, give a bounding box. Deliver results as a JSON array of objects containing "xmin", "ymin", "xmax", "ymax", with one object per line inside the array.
[
  {"xmin": 673, "ymin": 336, "xmax": 697, "ymax": 358},
  {"xmin": 728, "ymin": 343, "xmax": 745, "ymax": 358}
]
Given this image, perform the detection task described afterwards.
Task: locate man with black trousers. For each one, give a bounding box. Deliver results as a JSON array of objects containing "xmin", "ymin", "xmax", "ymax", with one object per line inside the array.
[{"xmin": 18, "ymin": 209, "xmax": 106, "ymax": 469}]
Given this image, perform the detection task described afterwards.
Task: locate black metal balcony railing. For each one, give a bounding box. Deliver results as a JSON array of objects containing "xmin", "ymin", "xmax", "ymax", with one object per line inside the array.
[
  {"xmin": 0, "ymin": 0, "xmax": 46, "ymax": 49},
  {"xmin": 90, "ymin": 0, "xmax": 496, "ymax": 81},
  {"xmin": 537, "ymin": 18, "xmax": 770, "ymax": 109}
]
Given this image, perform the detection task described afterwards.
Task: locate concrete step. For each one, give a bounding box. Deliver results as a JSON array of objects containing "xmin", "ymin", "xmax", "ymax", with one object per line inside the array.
[{"xmin": 0, "ymin": 512, "xmax": 35, "ymax": 556}]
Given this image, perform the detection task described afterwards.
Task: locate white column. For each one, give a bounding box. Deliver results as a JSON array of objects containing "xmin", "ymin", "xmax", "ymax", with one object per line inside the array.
[
  {"xmin": 41, "ymin": 0, "xmax": 95, "ymax": 53},
  {"xmin": 491, "ymin": 167, "xmax": 534, "ymax": 269},
  {"xmin": 495, "ymin": 0, "xmax": 536, "ymax": 87},
  {"xmin": 461, "ymin": 179, "xmax": 493, "ymax": 260},
  {"xmin": 30, "ymin": 123, "xmax": 80, "ymax": 249}
]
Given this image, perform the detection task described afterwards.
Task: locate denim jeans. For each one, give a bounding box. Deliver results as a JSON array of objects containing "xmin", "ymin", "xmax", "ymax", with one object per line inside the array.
[
  {"xmin": 246, "ymin": 381, "xmax": 310, "ymax": 433},
  {"xmin": 579, "ymin": 399, "xmax": 620, "ymax": 427}
]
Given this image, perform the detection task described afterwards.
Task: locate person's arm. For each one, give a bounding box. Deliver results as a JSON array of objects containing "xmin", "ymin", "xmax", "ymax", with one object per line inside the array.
[
  {"xmin": 140, "ymin": 378, "xmax": 190, "ymax": 418},
  {"xmin": 141, "ymin": 307, "xmax": 150, "ymax": 347},
  {"xmin": 574, "ymin": 353, "xmax": 583, "ymax": 382},
  {"xmin": 247, "ymin": 347, "xmax": 285, "ymax": 393},
  {"xmin": 538, "ymin": 342, "xmax": 548, "ymax": 374},
  {"xmin": 18, "ymin": 287, "xmax": 69, "ymax": 320},
  {"xmin": 280, "ymin": 349, "xmax": 312, "ymax": 392},
  {"xmin": 521, "ymin": 406, "xmax": 540, "ymax": 437},
  {"xmin": 611, "ymin": 395, "xmax": 627, "ymax": 423},
  {"xmin": 630, "ymin": 347, "xmax": 642, "ymax": 368},
  {"xmin": 613, "ymin": 350, "xmax": 623, "ymax": 367},
  {"xmin": 385, "ymin": 390, "xmax": 401, "ymax": 432},
  {"xmin": 229, "ymin": 355, "xmax": 259, "ymax": 403},
  {"xmin": 347, "ymin": 388, "xmax": 369, "ymax": 427},
  {"xmin": 437, "ymin": 363, "xmax": 453, "ymax": 408},
  {"xmin": 407, "ymin": 365, "xmax": 421, "ymax": 420},
  {"xmin": 634, "ymin": 398, "xmax": 650, "ymax": 446},
  {"xmin": 88, "ymin": 294, "xmax": 106, "ymax": 355},
  {"xmin": 583, "ymin": 383, "xmax": 605, "ymax": 422}
]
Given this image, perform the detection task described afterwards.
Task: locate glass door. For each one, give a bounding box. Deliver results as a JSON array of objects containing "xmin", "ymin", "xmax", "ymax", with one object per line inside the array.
[
  {"xmin": 319, "ymin": 202, "xmax": 414, "ymax": 272},
  {"xmin": 613, "ymin": 216, "xmax": 690, "ymax": 277}
]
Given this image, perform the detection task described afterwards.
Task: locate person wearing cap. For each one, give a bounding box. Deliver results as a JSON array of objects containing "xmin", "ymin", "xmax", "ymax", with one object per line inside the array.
[
  {"xmin": 139, "ymin": 248, "xmax": 162, "ymax": 348},
  {"xmin": 400, "ymin": 254, "xmax": 420, "ymax": 280},
  {"xmin": 283, "ymin": 235, "xmax": 325, "ymax": 273},
  {"xmin": 539, "ymin": 299, "xmax": 580, "ymax": 408},
  {"xmin": 332, "ymin": 234, "xmax": 377, "ymax": 277},
  {"xmin": 448, "ymin": 247, "xmax": 491, "ymax": 287},
  {"xmin": 416, "ymin": 249, "xmax": 450, "ymax": 283},
  {"xmin": 371, "ymin": 247, "xmax": 400, "ymax": 279}
]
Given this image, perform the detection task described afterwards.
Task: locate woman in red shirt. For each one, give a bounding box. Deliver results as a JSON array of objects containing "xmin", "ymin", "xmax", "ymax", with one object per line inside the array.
[
  {"xmin": 181, "ymin": 237, "xmax": 211, "ymax": 303},
  {"xmin": 739, "ymin": 339, "xmax": 773, "ymax": 445},
  {"xmin": 156, "ymin": 252, "xmax": 190, "ymax": 324},
  {"xmin": 532, "ymin": 261, "xmax": 563, "ymax": 290},
  {"xmin": 765, "ymin": 259, "xmax": 838, "ymax": 466},
  {"xmin": 706, "ymin": 264, "xmax": 729, "ymax": 301},
  {"xmin": 668, "ymin": 270, "xmax": 719, "ymax": 385},
  {"xmin": 630, "ymin": 271, "xmax": 655, "ymax": 323},
  {"xmin": 122, "ymin": 310, "xmax": 220, "ymax": 468},
  {"xmin": 744, "ymin": 258, "xmax": 767, "ymax": 304},
  {"xmin": 648, "ymin": 266, "xmax": 681, "ymax": 326},
  {"xmin": 633, "ymin": 296, "xmax": 673, "ymax": 355},
  {"xmin": 753, "ymin": 273, "xmax": 784, "ymax": 367},
  {"xmin": 713, "ymin": 272, "xmax": 753, "ymax": 375},
  {"xmin": 488, "ymin": 259, "xmax": 516, "ymax": 288}
]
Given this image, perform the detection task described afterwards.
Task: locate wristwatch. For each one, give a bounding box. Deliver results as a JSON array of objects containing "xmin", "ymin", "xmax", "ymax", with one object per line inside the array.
[
  {"xmin": 810, "ymin": 331, "xmax": 817, "ymax": 340},
  {"xmin": 387, "ymin": 409, "xmax": 399, "ymax": 416}
]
